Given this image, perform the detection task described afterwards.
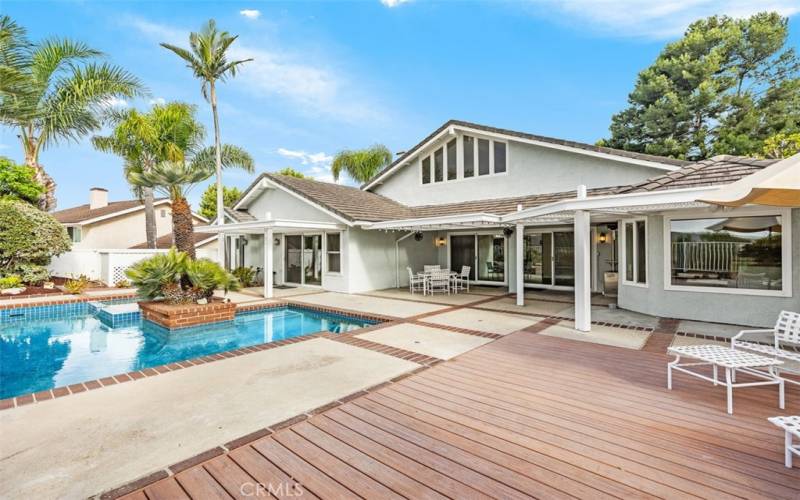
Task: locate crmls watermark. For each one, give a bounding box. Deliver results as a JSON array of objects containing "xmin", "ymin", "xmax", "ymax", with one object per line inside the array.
[{"xmin": 240, "ymin": 481, "xmax": 304, "ymax": 497}]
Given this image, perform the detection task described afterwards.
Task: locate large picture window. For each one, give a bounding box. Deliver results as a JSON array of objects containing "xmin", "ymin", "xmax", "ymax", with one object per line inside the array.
[
  {"xmin": 669, "ymin": 215, "xmax": 784, "ymax": 292},
  {"xmin": 326, "ymin": 233, "xmax": 341, "ymax": 273},
  {"xmin": 623, "ymin": 219, "xmax": 647, "ymax": 285}
]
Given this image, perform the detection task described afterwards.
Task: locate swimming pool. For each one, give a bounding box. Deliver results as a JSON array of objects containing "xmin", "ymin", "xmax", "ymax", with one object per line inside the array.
[{"xmin": 0, "ymin": 304, "xmax": 376, "ymax": 399}]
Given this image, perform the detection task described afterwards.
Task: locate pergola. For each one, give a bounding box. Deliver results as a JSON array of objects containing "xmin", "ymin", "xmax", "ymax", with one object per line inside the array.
[
  {"xmin": 364, "ymin": 185, "xmax": 722, "ymax": 332},
  {"xmin": 196, "ymin": 218, "xmax": 347, "ymax": 299}
]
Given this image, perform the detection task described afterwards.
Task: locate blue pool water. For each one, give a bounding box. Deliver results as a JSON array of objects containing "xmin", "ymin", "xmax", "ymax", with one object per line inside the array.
[{"xmin": 0, "ymin": 305, "xmax": 375, "ymax": 399}]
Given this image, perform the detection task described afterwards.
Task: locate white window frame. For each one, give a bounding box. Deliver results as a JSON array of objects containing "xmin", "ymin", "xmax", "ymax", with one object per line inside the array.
[
  {"xmin": 662, "ymin": 207, "xmax": 792, "ymax": 297},
  {"xmin": 620, "ymin": 217, "xmax": 648, "ymax": 288},
  {"xmin": 67, "ymin": 226, "xmax": 82, "ymax": 243},
  {"xmin": 446, "ymin": 229, "xmax": 509, "ymax": 286},
  {"xmin": 418, "ymin": 134, "xmax": 509, "ymax": 186},
  {"xmin": 324, "ymin": 232, "xmax": 342, "ymax": 275}
]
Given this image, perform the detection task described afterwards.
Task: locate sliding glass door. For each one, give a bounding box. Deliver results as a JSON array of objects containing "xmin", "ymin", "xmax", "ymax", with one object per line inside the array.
[
  {"xmin": 449, "ymin": 233, "xmax": 506, "ymax": 284},
  {"xmin": 285, "ymin": 234, "xmax": 322, "ymax": 286},
  {"xmin": 524, "ymin": 230, "xmax": 574, "ymax": 288}
]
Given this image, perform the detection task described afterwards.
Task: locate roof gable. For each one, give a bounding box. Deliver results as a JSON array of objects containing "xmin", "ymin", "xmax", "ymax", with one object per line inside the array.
[
  {"xmin": 362, "ymin": 119, "xmax": 693, "ymax": 190},
  {"xmin": 52, "ymin": 198, "xmax": 170, "ymax": 224}
]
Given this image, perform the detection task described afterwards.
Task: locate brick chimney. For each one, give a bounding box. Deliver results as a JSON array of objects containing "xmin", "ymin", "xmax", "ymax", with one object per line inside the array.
[{"xmin": 89, "ymin": 187, "xmax": 108, "ymax": 210}]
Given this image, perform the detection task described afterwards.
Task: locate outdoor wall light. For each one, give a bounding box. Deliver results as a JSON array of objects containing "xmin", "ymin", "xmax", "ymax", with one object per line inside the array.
[
  {"xmin": 414, "ymin": 231, "xmax": 424, "ymax": 242},
  {"xmin": 503, "ymin": 227, "xmax": 514, "ymax": 237},
  {"xmin": 599, "ymin": 232, "xmax": 608, "ymax": 244},
  {"xmin": 435, "ymin": 237, "xmax": 447, "ymax": 247},
  {"xmin": 274, "ymin": 238, "xmax": 280, "ymax": 246}
]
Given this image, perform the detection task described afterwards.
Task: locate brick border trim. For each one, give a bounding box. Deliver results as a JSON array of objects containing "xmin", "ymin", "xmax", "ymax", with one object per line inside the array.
[{"xmin": 0, "ymin": 291, "xmax": 138, "ymax": 311}]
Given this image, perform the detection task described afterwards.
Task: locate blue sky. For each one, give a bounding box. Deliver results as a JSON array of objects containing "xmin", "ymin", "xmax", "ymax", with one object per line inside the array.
[{"xmin": 2, "ymin": 0, "xmax": 798, "ymax": 210}]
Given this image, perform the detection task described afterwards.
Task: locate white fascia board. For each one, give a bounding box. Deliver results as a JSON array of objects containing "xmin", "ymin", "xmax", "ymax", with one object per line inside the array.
[
  {"xmin": 362, "ymin": 124, "xmax": 682, "ymax": 190},
  {"xmin": 192, "ymin": 212, "xmax": 210, "ymax": 223},
  {"xmin": 195, "ymin": 219, "xmax": 346, "ymax": 234},
  {"xmin": 233, "ymin": 177, "xmax": 269, "ymax": 210},
  {"xmin": 79, "ymin": 199, "xmax": 172, "ymax": 226},
  {"xmin": 234, "ymin": 176, "xmax": 354, "ymax": 227},
  {"xmin": 361, "ymin": 212, "xmax": 501, "ymax": 230},
  {"xmin": 454, "ymin": 125, "xmax": 681, "ymax": 172},
  {"xmin": 501, "ymin": 186, "xmax": 721, "ymax": 223}
]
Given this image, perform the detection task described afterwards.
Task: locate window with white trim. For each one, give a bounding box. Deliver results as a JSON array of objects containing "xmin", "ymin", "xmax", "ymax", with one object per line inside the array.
[
  {"xmin": 67, "ymin": 226, "xmax": 82, "ymax": 243},
  {"xmin": 420, "ymin": 135, "xmax": 507, "ymax": 184},
  {"xmin": 622, "ymin": 219, "xmax": 646, "ymax": 285},
  {"xmin": 326, "ymin": 233, "xmax": 341, "ymax": 273},
  {"xmin": 668, "ymin": 214, "xmax": 784, "ymax": 292}
]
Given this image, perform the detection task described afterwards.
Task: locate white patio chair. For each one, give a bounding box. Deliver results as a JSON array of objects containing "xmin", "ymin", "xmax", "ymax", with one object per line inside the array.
[
  {"xmin": 407, "ymin": 267, "xmax": 426, "ymax": 295},
  {"xmin": 427, "ymin": 270, "xmax": 450, "ymax": 295},
  {"xmin": 769, "ymin": 416, "xmax": 800, "ymax": 468},
  {"xmin": 451, "ymin": 265, "xmax": 471, "ymax": 292},
  {"xmin": 732, "ymin": 310, "xmax": 800, "ymax": 386},
  {"xmin": 423, "ymin": 265, "xmax": 441, "ymax": 273}
]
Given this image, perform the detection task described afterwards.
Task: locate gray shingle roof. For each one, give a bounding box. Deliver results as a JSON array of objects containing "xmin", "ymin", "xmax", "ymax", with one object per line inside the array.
[
  {"xmin": 129, "ymin": 230, "xmax": 216, "ymax": 249},
  {"xmin": 363, "ymin": 119, "xmax": 693, "ymax": 189},
  {"xmin": 240, "ymin": 155, "xmax": 773, "ymax": 225},
  {"xmin": 223, "ymin": 207, "xmax": 257, "ymax": 223},
  {"xmin": 620, "ymin": 155, "xmax": 778, "ymax": 194}
]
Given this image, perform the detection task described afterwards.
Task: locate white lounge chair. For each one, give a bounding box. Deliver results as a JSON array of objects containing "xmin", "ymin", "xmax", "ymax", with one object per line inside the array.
[
  {"xmin": 732, "ymin": 310, "xmax": 800, "ymax": 386},
  {"xmin": 451, "ymin": 265, "xmax": 470, "ymax": 292},
  {"xmin": 407, "ymin": 267, "xmax": 426, "ymax": 295},
  {"xmin": 427, "ymin": 270, "xmax": 450, "ymax": 295},
  {"xmin": 769, "ymin": 416, "xmax": 800, "ymax": 468}
]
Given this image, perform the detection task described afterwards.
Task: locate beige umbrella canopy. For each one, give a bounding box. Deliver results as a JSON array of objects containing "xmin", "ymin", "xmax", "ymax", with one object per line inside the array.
[{"xmin": 698, "ymin": 154, "xmax": 800, "ymax": 207}]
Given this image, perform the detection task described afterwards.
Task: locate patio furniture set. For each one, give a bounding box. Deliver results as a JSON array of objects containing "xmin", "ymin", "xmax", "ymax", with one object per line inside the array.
[
  {"xmin": 666, "ymin": 310, "xmax": 800, "ymax": 467},
  {"xmin": 408, "ymin": 265, "xmax": 471, "ymax": 295}
]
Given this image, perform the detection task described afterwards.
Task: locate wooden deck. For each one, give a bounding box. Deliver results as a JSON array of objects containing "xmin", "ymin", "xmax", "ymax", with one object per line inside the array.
[{"xmin": 120, "ymin": 331, "xmax": 800, "ymax": 499}]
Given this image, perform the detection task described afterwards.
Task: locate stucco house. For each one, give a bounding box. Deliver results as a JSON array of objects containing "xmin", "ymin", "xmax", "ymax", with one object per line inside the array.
[
  {"xmin": 49, "ymin": 187, "xmax": 217, "ymax": 282},
  {"xmin": 198, "ymin": 120, "xmax": 797, "ymax": 328}
]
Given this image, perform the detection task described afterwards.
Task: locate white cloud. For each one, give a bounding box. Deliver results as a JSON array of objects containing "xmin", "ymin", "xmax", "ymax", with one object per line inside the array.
[
  {"xmin": 240, "ymin": 9, "xmax": 261, "ymax": 19},
  {"xmin": 277, "ymin": 148, "xmax": 335, "ymax": 182},
  {"xmin": 101, "ymin": 96, "xmax": 128, "ymax": 108},
  {"xmin": 0, "ymin": 144, "xmax": 8, "ymax": 150},
  {"xmin": 149, "ymin": 97, "xmax": 166, "ymax": 105},
  {"xmin": 525, "ymin": 1, "xmax": 800, "ymax": 39},
  {"xmin": 127, "ymin": 17, "xmax": 387, "ymax": 123},
  {"xmin": 381, "ymin": 0, "xmax": 411, "ymax": 7}
]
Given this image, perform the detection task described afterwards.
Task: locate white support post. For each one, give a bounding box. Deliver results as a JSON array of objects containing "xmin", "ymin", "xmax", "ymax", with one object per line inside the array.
[
  {"xmin": 264, "ymin": 228, "xmax": 274, "ymax": 299},
  {"xmin": 574, "ymin": 185, "xmax": 591, "ymax": 332},
  {"xmin": 516, "ymin": 223, "xmax": 524, "ymax": 306}
]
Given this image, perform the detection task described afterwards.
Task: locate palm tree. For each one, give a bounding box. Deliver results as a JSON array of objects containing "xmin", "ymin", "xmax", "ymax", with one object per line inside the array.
[
  {"xmin": 160, "ymin": 19, "xmax": 252, "ymax": 261},
  {"xmin": 125, "ymin": 104, "xmax": 253, "ymax": 258},
  {"xmin": 0, "ymin": 15, "xmax": 145, "ymax": 211},
  {"xmin": 92, "ymin": 103, "xmax": 196, "ymax": 248},
  {"xmin": 331, "ymin": 144, "xmax": 393, "ymax": 183}
]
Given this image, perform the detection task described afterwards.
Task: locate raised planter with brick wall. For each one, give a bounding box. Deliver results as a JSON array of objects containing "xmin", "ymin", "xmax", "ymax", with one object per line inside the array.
[{"xmin": 139, "ymin": 299, "xmax": 236, "ymax": 329}]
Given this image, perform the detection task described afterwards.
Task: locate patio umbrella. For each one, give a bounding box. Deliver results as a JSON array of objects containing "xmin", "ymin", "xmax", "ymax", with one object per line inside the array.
[
  {"xmin": 698, "ymin": 153, "xmax": 800, "ymax": 207},
  {"xmin": 706, "ymin": 216, "xmax": 781, "ymax": 233}
]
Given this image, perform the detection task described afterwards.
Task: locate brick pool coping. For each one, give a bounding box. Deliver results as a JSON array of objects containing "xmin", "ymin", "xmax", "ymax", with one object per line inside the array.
[{"xmin": 0, "ymin": 291, "xmax": 139, "ymax": 310}]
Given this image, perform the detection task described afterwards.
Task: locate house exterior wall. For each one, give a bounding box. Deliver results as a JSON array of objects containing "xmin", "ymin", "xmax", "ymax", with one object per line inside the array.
[
  {"xmin": 246, "ymin": 187, "xmax": 341, "ymax": 224},
  {"xmin": 372, "ymin": 138, "xmax": 669, "ymax": 206},
  {"xmin": 70, "ymin": 204, "xmax": 205, "ymax": 250},
  {"xmin": 618, "ymin": 208, "xmax": 799, "ymax": 327}
]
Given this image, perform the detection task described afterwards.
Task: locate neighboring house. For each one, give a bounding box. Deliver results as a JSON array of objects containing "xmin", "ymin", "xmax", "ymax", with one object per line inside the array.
[
  {"xmin": 49, "ymin": 187, "xmax": 216, "ymax": 282},
  {"xmin": 198, "ymin": 119, "xmax": 797, "ymax": 327}
]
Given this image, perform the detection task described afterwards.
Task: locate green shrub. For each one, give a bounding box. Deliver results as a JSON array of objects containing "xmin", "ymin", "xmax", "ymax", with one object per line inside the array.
[
  {"xmin": 114, "ymin": 278, "xmax": 131, "ymax": 288},
  {"xmin": 0, "ymin": 275, "xmax": 22, "ymax": 289},
  {"xmin": 0, "ymin": 200, "xmax": 70, "ymax": 275},
  {"xmin": 64, "ymin": 276, "xmax": 89, "ymax": 295},
  {"xmin": 16, "ymin": 264, "xmax": 50, "ymax": 286},
  {"xmin": 231, "ymin": 266, "xmax": 256, "ymax": 287},
  {"xmin": 0, "ymin": 157, "xmax": 45, "ymax": 205},
  {"xmin": 125, "ymin": 248, "xmax": 240, "ymax": 303}
]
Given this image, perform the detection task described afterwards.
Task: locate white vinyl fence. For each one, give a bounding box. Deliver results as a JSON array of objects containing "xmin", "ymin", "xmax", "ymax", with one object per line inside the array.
[{"xmin": 49, "ymin": 249, "xmax": 165, "ymax": 285}]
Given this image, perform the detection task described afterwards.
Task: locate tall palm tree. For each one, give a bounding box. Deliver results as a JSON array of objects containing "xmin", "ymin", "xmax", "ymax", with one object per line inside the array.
[
  {"xmin": 331, "ymin": 144, "xmax": 393, "ymax": 183},
  {"xmin": 160, "ymin": 19, "xmax": 252, "ymax": 261},
  {"xmin": 125, "ymin": 104, "xmax": 253, "ymax": 258},
  {"xmin": 0, "ymin": 15, "xmax": 145, "ymax": 211},
  {"xmin": 92, "ymin": 102, "xmax": 197, "ymax": 248}
]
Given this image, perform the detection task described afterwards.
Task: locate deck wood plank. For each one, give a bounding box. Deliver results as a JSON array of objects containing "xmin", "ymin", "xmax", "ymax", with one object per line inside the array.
[{"xmin": 116, "ymin": 332, "xmax": 800, "ymax": 500}]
